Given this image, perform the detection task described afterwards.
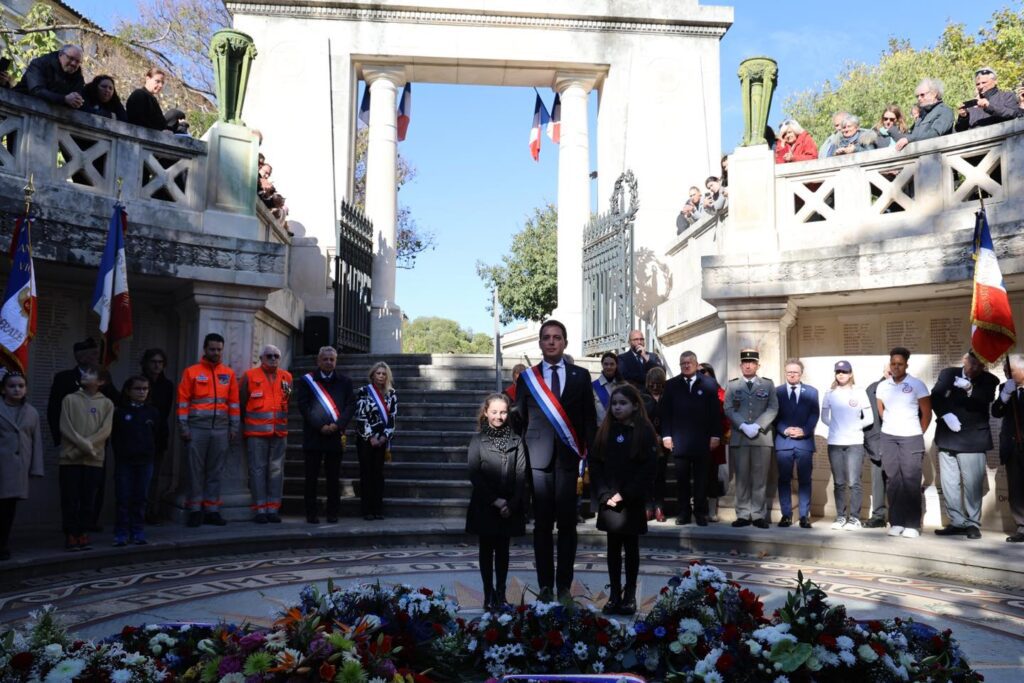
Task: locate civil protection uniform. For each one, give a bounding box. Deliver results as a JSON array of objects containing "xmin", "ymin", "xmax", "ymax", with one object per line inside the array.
[
  {"xmin": 177, "ymin": 358, "xmax": 240, "ymax": 513},
  {"xmin": 723, "ymin": 350, "xmax": 778, "ymax": 524},
  {"xmin": 242, "ymin": 366, "xmax": 292, "ymax": 516}
]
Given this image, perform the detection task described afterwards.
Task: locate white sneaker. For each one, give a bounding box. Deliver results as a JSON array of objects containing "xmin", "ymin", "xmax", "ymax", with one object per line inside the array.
[
  {"xmin": 830, "ymin": 517, "xmax": 847, "ymax": 530},
  {"xmin": 901, "ymin": 528, "xmax": 920, "ymax": 538},
  {"xmin": 844, "ymin": 518, "xmax": 862, "ymax": 530},
  {"xmin": 888, "ymin": 525, "xmax": 905, "ymax": 536}
]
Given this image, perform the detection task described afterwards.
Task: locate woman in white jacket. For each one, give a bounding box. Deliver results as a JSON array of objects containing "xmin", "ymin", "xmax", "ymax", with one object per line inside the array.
[{"xmin": 820, "ymin": 360, "xmax": 874, "ymax": 530}]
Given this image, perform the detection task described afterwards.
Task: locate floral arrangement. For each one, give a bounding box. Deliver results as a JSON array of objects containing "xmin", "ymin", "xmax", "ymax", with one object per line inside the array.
[{"xmin": 0, "ymin": 565, "xmax": 983, "ymax": 683}]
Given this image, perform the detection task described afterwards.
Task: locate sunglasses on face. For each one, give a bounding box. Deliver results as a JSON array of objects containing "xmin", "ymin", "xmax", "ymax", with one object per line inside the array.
[
  {"xmin": 882, "ymin": 116, "xmax": 896, "ymax": 122},
  {"xmin": 264, "ymin": 354, "xmax": 280, "ymax": 359},
  {"xmin": 975, "ymin": 69, "xmax": 995, "ymax": 76}
]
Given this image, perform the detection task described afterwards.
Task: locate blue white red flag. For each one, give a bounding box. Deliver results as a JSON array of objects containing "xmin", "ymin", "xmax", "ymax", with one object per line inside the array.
[
  {"xmin": 397, "ymin": 83, "xmax": 412, "ymax": 141},
  {"xmin": 529, "ymin": 93, "xmax": 550, "ymax": 162},
  {"xmin": 91, "ymin": 203, "xmax": 132, "ymax": 366},
  {"xmin": 546, "ymin": 93, "xmax": 561, "ymax": 143},
  {"xmin": 0, "ymin": 213, "xmax": 37, "ymax": 373},
  {"xmin": 302, "ymin": 373, "xmax": 340, "ymax": 421},
  {"xmin": 522, "ymin": 365, "xmax": 583, "ymax": 458},
  {"xmin": 358, "ymin": 86, "xmax": 371, "ymax": 127},
  {"xmin": 970, "ymin": 209, "xmax": 1016, "ymax": 363}
]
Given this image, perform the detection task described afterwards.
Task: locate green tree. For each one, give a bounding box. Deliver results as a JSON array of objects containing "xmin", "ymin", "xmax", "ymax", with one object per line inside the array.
[
  {"xmin": 402, "ymin": 317, "xmax": 493, "ymax": 354},
  {"xmin": 783, "ymin": 4, "xmax": 1024, "ymax": 146},
  {"xmin": 476, "ymin": 203, "xmax": 557, "ymax": 324},
  {"xmin": 0, "ymin": 4, "xmax": 61, "ymax": 80}
]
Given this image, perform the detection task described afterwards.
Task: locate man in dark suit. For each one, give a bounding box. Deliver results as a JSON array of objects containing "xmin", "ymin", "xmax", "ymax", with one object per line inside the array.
[
  {"xmin": 660, "ymin": 350, "xmax": 722, "ymax": 526},
  {"xmin": 932, "ymin": 351, "xmax": 998, "ymax": 539},
  {"xmin": 774, "ymin": 358, "xmax": 820, "ymax": 528},
  {"xmin": 993, "ymin": 353, "xmax": 1024, "ymax": 543},
  {"xmin": 513, "ymin": 320, "xmax": 597, "ymax": 599},
  {"xmin": 617, "ymin": 330, "xmax": 663, "ymax": 389}
]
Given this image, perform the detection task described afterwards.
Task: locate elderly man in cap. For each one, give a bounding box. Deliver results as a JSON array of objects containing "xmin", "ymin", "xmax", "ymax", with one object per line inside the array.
[
  {"xmin": 931, "ymin": 351, "xmax": 998, "ymax": 539},
  {"xmin": 14, "ymin": 44, "xmax": 85, "ymax": 108},
  {"xmin": 723, "ymin": 349, "xmax": 779, "ymax": 528},
  {"xmin": 955, "ymin": 67, "xmax": 1022, "ymax": 131}
]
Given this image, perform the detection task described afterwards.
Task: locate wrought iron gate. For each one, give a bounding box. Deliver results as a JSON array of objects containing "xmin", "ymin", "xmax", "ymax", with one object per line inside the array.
[
  {"xmin": 582, "ymin": 170, "xmax": 638, "ymax": 356},
  {"xmin": 334, "ymin": 199, "xmax": 373, "ymax": 353}
]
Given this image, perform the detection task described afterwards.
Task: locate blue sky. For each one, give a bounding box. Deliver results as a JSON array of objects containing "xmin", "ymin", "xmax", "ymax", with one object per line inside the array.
[{"xmin": 71, "ymin": 0, "xmax": 1005, "ymax": 335}]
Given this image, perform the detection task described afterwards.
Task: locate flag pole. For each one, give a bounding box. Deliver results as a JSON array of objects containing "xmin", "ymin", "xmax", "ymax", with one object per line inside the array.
[
  {"xmin": 22, "ymin": 174, "xmax": 34, "ymax": 215},
  {"xmin": 116, "ymin": 176, "xmax": 123, "ymax": 204}
]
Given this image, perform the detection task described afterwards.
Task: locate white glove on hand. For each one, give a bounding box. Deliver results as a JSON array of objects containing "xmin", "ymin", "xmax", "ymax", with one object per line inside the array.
[
  {"xmin": 941, "ymin": 413, "xmax": 962, "ymax": 432},
  {"xmin": 740, "ymin": 423, "xmax": 760, "ymax": 439},
  {"xmin": 718, "ymin": 463, "xmax": 729, "ymax": 485},
  {"xmin": 953, "ymin": 376, "xmax": 972, "ymax": 391},
  {"xmin": 1001, "ymin": 382, "xmax": 1016, "ymax": 403}
]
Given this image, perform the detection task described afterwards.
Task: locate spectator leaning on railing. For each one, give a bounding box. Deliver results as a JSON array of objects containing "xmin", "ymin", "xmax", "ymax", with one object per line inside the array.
[
  {"xmin": 894, "ymin": 78, "xmax": 954, "ymax": 151},
  {"xmin": 80, "ymin": 75, "xmax": 127, "ymax": 122},
  {"xmin": 954, "ymin": 66, "xmax": 1023, "ymax": 131},
  {"xmin": 127, "ymin": 67, "xmax": 171, "ymax": 132},
  {"xmin": 774, "ymin": 119, "xmax": 817, "ymax": 163},
  {"xmin": 873, "ymin": 105, "xmax": 907, "ymax": 147},
  {"xmin": 703, "ymin": 176, "xmax": 727, "ymax": 215},
  {"xmin": 830, "ymin": 115, "xmax": 879, "ymax": 156},
  {"xmin": 14, "ymin": 44, "xmax": 85, "ymax": 108},
  {"xmin": 676, "ymin": 186, "xmax": 705, "ymax": 232},
  {"xmin": 817, "ymin": 111, "xmax": 848, "ymax": 158}
]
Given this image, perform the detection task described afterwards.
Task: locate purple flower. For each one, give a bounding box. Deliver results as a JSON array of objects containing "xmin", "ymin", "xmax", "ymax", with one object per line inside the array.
[
  {"xmin": 218, "ymin": 655, "xmax": 243, "ymax": 676},
  {"xmin": 239, "ymin": 632, "xmax": 266, "ymax": 653}
]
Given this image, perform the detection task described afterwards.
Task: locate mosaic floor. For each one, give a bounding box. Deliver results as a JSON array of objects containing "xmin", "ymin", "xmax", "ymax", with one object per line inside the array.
[{"xmin": 2, "ymin": 545, "xmax": 1023, "ymax": 681}]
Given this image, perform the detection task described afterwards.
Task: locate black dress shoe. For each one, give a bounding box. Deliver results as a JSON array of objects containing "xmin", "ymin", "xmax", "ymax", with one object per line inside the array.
[
  {"xmin": 675, "ymin": 516, "xmax": 691, "ymax": 526},
  {"xmin": 863, "ymin": 518, "xmax": 886, "ymax": 528},
  {"xmin": 363, "ymin": 514, "xmax": 374, "ymax": 521},
  {"xmin": 306, "ymin": 515, "xmax": 320, "ymax": 524},
  {"xmin": 266, "ymin": 513, "xmax": 282, "ymax": 523},
  {"xmin": 253, "ymin": 513, "xmax": 268, "ymax": 524},
  {"xmin": 752, "ymin": 518, "xmax": 769, "ymax": 529},
  {"xmin": 778, "ymin": 516, "xmax": 792, "ymax": 528},
  {"xmin": 731, "ymin": 518, "xmax": 752, "ymax": 528},
  {"xmin": 965, "ymin": 525, "xmax": 982, "ymax": 539},
  {"xmin": 1006, "ymin": 532, "xmax": 1024, "ymax": 543},
  {"xmin": 799, "ymin": 517, "xmax": 812, "ymax": 529},
  {"xmin": 695, "ymin": 516, "xmax": 708, "ymax": 527},
  {"xmin": 934, "ymin": 525, "xmax": 968, "ymax": 536},
  {"xmin": 326, "ymin": 516, "xmax": 339, "ymax": 524},
  {"xmin": 204, "ymin": 512, "xmax": 227, "ymax": 526},
  {"xmin": 186, "ymin": 511, "xmax": 203, "ymax": 528},
  {"xmin": 538, "ymin": 587, "xmax": 555, "ymax": 602}
]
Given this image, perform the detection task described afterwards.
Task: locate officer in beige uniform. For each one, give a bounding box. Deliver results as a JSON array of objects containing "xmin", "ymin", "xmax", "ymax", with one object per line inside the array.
[{"xmin": 723, "ymin": 349, "xmax": 779, "ymax": 528}]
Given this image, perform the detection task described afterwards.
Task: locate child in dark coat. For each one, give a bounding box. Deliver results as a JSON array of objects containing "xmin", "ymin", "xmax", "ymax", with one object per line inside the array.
[
  {"xmin": 589, "ymin": 384, "xmax": 658, "ymax": 616},
  {"xmin": 112, "ymin": 376, "xmax": 159, "ymax": 546},
  {"xmin": 465, "ymin": 393, "xmax": 527, "ymax": 610}
]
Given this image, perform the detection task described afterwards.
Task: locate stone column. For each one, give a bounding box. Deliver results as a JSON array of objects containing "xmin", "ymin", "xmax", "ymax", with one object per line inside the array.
[
  {"xmin": 363, "ymin": 65, "xmax": 406, "ymax": 353},
  {"xmin": 554, "ymin": 72, "xmax": 597, "ymax": 356},
  {"xmin": 716, "ymin": 300, "xmax": 797, "ymax": 383}
]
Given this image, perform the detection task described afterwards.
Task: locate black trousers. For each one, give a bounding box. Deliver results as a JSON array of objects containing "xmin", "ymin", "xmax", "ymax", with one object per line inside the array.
[
  {"xmin": 303, "ymin": 448, "xmax": 342, "ymax": 517},
  {"xmin": 0, "ymin": 498, "xmax": 17, "ymax": 551},
  {"xmin": 357, "ymin": 438, "xmax": 386, "ymax": 516},
  {"xmin": 59, "ymin": 464, "xmax": 104, "ymax": 537},
  {"xmin": 478, "ymin": 534, "xmax": 511, "ymax": 597},
  {"xmin": 607, "ymin": 532, "xmax": 640, "ymax": 592},
  {"xmin": 675, "ymin": 451, "xmax": 710, "ymax": 517},
  {"xmin": 531, "ymin": 464, "xmax": 578, "ymax": 593},
  {"xmin": 647, "ymin": 457, "xmax": 668, "ymax": 511}
]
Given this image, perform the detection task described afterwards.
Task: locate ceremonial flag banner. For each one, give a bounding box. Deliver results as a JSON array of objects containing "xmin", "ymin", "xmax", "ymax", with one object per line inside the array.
[
  {"xmin": 0, "ymin": 213, "xmax": 37, "ymax": 372},
  {"xmin": 529, "ymin": 93, "xmax": 550, "ymax": 162},
  {"xmin": 358, "ymin": 86, "xmax": 371, "ymax": 127},
  {"xmin": 546, "ymin": 92, "xmax": 561, "ymax": 143},
  {"xmin": 970, "ymin": 209, "xmax": 1016, "ymax": 363},
  {"xmin": 397, "ymin": 82, "xmax": 411, "ymax": 141},
  {"xmin": 91, "ymin": 203, "xmax": 132, "ymax": 366}
]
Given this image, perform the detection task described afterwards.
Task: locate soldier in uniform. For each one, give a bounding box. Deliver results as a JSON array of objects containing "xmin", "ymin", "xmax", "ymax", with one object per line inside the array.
[{"xmin": 723, "ymin": 348, "xmax": 779, "ymax": 528}]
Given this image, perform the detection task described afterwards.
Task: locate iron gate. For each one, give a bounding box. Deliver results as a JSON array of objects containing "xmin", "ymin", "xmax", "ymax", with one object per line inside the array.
[
  {"xmin": 582, "ymin": 170, "xmax": 638, "ymax": 356},
  {"xmin": 334, "ymin": 199, "xmax": 373, "ymax": 353}
]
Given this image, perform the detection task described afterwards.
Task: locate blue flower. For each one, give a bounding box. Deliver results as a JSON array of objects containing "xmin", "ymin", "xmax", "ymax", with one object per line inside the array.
[
  {"xmin": 654, "ymin": 626, "xmax": 667, "ymax": 638},
  {"xmin": 634, "ymin": 622, "xmax": 647, "ymax": 634}
]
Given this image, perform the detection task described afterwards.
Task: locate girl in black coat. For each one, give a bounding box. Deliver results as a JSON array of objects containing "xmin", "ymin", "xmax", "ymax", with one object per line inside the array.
[
  {"xmin": 465, "ymin": 393, "xmax": 527, "ymax": 610},
  {"xmin": 590, "ymin": 384, "xmax": 658, "ymax": 616}
]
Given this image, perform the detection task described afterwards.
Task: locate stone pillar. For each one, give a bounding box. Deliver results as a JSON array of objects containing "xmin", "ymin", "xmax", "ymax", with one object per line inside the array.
[
  {"xmin": 363, "ymin": 66, "xmax": 406, "ymax": 353},
  {"xmin": 554, "ymin": 72, "xmax": 597, "ymax": 356},
  {"xmin": 720, "ymin": 145, "xmax": 778, "ymax": 254},
  {"xmin": 717, "ymin": 300, "xmax": 797, "ymax": 383},
  {"xmin": 209, "ymin": 29, "xmax": 258, "ymax": 125}
]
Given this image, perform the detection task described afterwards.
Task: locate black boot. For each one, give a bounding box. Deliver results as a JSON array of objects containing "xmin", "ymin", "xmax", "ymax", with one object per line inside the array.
[
  {"xmin": 602, "ymin": 585, "xmax": 622, "ymax": 615},
  {"xmin": 493, "ymin": 584, "xmax": 506, "ymax": 610},
  {"xmin": 619, "ymin": 584, "xmax": 637, "ymax": 616},
  {"xmin": 482, "ymin": 586, "xmax": 494, "ymax": 611}
]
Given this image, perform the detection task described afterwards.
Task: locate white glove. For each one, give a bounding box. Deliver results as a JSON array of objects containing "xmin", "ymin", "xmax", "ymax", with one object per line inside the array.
[
  {"xmin": 953, "ymin": 376, "xmax": 972, "ymax": 391},
  {"xmin": 1001, "ymin": 382, "xmax": 1016, "ymax": 403},
  {"xmin": 718, "ymin": 463, "xmax": 729, "ymax": 485},
  {"xmin": 740, "ymin": 423, "xmax": 760, "ymax": 439},
  {"xmin": 941, "ymin": 413, "xmax": 962, "ymax": 432}
]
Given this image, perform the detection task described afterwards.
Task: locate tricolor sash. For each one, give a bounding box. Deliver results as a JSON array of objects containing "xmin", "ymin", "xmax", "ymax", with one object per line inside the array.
[
  {"xmin": 592, "ymin": 378, "xmax": 610, "ymax": 408},
  {"xmin": 522, "ymin": 365, "xmax": 583, "ymax": 459},
  {"xmin": 302, "ymin": 373, "xmax": 339, "ymax": 422},
  {"xmin": 366, "ymin": 384, "xmax": 390, "ymax": 421}
]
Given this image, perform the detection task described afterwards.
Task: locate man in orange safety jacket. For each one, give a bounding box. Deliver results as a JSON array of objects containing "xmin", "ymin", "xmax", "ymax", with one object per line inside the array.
[{"xmin": 240, "ymin": 344, "xmax": 292, "ymax": 524}]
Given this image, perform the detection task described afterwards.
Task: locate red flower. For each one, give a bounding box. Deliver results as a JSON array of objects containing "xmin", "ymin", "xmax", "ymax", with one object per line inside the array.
[
  {"xmin": 817, "ymin": 634, "xmax": 837, "ymax": 649},
  {"xmin": 456, "ymin": 617, "xmax": 466, "ymax": 628},
  {"xmin": 531, "ymin": 637, "xmax": 544, "ymax": 651},
  {"xmin": 870, "ymin": 641, "xmax": 887, "ymax": 656},
  {"xmin": 930, "ymin": 636, "xmax": 945, "ymax": 652},
  {"xmin": 596, "ymin": 631, "xmax": 610, "ymax": 646},
  {"xmin": 513, "ymin": 625, "xmax": 522, "ymax": 640},
  {"xmin": 121, "ymin": 626, "xmax": 138, "ymax": 638},
  {"xmin": 420, "ymin": 588, "xmax": 433, "ymax": 597},
  {"xmin": 517, "ymin": 605, "xmax": 529, "ymax": 614},
  {"xmin": 721, "ymin": 624, "xmax": 740, "ymax": 643},
  {"xmin": 398, "ymin": 612, "xmax": 410, "ymax": 624},
  {"xmin": 716, "ymin": 652, "xmax": 735, "ymax": 673},
  {"xmin": 596, "ymin": 617, "xmax": 610, "ymax": 628},
  {"xmin": 868, "ymin": 620, "xmax": 884, "ymax": 632},
  {"xmin": 660, "ymin": 586, "xmax": 670, "ymax": 595},
  {"xmin": 319, "ymin": 662, "xmax": 336, "ymax": 680},
  {"xmin": 546, "ymin": 630, "xmax": 564, "ymax": 647},
  {"xmin": 10, "ymin": 652, "xmax": 33, "ymax": 671},
  {"xmin": 484, "ymin": 628, "xmax": 499, "ymax": 643},
  {"xmin": 432, "ymin": 623, "xmax": 444, "ymax": 635},
  {"xmin": 704, "ymin": 586, "xmax": 718, "ymax": 606}
]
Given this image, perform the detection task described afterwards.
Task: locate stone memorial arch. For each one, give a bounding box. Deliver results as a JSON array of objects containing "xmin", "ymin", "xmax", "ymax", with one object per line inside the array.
[{"xmin": 231, "ymin": 0, "xmax": 732, "ymax": 353}]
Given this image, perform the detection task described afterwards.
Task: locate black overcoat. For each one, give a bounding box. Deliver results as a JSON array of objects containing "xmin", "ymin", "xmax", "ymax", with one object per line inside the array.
[
  {"xmin": 590, "ymin": 422, "xmax": 658, "ymax": 535},
  {"xmin": 465, "ymin": 431, "xmax": 528, "ymax": 537}
]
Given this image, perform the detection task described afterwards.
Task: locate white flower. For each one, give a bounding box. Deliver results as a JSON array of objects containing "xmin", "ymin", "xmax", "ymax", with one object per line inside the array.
[
  {"xmin": 836, "ymin": 635, "xmax": 854, "ymax": 650},
  {"xmin": 179, "ymin": 624, "xmax": 191, "ymax": 632},
  {"xmin": 813, "ymin": 645, "xmax": 839, "ymax": 667},
  {"xmin": 497, "ymin": 613, "xmax": 513, "ymax": 625},
  {"xmin": 679, "ymin": 631, "xmax": 698, "ymax": 645},
  {"xmin": 592, "ymin": 661, "xmax": 604, "ymax": 673},
  {"xmin": 468, "ymin": 638, "xmax": 477, "ymax": 652},
  {"xmin": 110, "ymin": 670, "xmax": 132, "ymax": 683},
  {"xmin": 145, "ymin": 623, "xmax": 161, "ymax": 632},
  {"xmin": 746, "ymin": 639, "xmax": 762, "ymax": 656},
  {"xmin": 43, "ymin": 643, "xmax": 63, "ymax": 659},
  {"xmin": 669, "ymin": 641, "xmax": 683, "ymax": 654},
  {"xmin": 704, "ymin": 672, "xmax": 724, "ymax": 683},
  {"xmin": 369, "ymin": 678, "xmax": 388, "ymax": 683},
  {"xmin": 679, "ymin": 618, "xmax": 703, "ymax": 634},
  {"xmin": 773, "ymin": 676, "xmax": 790, "ymax": 683},
  {"xmin": 858, "ymin": 643, "xmax": 878, "ymax": 662},
  {"xmin": 358, "ymin": 614, "xmax": 382, "ymax": 631},
  {"xmin": 264, "ymin": 630, "xmax": 288, "ymax": 651},
  {"xmin": 573, "ymin": 641, "xmax": 589, "ymax": 659},
  {"xmin": 839, "ymin": 650, "xmax": 856, "ymax": 666},
  {"xmin": 219, "ymin": 675, "xmax": 246, "ymax": 683},
  {"xmin": 44, "ymin": 658, "xmax": 86, "ymax": 682},
  {"xmin": 276, "ymin": 648, "xmax": 302, "ymax": 670},
  {"xmin": 196, "ymin": 638, "xmax": 217, "ymax": 655},
  {"xmin": 597, "ymin": 646, "xmax": 608, "ymax": 659}
]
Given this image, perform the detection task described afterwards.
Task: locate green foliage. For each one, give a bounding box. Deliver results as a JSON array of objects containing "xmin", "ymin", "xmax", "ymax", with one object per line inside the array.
[
  {"xmin": 477, "ymin": 203, "xmax": 558, "ymax": 324},
  {"xmin": 784, "ymin": 3, "xmax": 1024, "ymax": 146},
  {"xmin": 0, "ymin": 4, "xmax": 61, "ymax": 81},
  {"xmin": 402, "ymin": 316, "xmax": 494, "ymax": 354}
]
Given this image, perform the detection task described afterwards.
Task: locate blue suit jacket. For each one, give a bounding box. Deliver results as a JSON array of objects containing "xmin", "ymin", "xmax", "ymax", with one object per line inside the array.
[{"xmin": 774, "ymin": 384, "xmax": 820, "ymax": 452}]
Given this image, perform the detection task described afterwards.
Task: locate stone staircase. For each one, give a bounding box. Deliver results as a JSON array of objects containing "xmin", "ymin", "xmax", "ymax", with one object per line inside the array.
[{"xmin": 279, "ymin": 353, "xmax": 696, "ymax": 519}]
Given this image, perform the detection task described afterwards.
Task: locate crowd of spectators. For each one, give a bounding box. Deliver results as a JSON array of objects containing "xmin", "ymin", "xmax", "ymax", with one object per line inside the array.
[
  {"xmin": 258, "ymin": 151, "xmax": 289, "ymax": 224},
  {"xmin": 676, "ymin": 156, "xmax": 729, "ymax": 233}
]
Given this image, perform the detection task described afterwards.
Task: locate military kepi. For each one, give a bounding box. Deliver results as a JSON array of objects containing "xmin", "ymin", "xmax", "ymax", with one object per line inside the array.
[{"xmin": 739, "ymin": 348, "xmax": 760, "ymax": 362}]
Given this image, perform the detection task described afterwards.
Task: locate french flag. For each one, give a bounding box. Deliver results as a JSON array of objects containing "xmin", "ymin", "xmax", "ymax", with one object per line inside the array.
[
  {"xmin": 91, "ymin": 203, "xmax": 133, "ymax": 366},
  {"xmin": 397, "ymin": 83, "xmax": 411, "ymax": 141},
  {"xmin": 546, "ymin": 93, "xmax": 561, "ymax": 143},
  {"xmin": 529, "ymin": 93, "xmax": 550, "ymax": 162},
  {"xmin": 970, "ymin": 209, "xmax": 1016, "ymax": 363},
  {"xmin": 0, "ymin": 213, "xmax": 37, "ymax": 373}
]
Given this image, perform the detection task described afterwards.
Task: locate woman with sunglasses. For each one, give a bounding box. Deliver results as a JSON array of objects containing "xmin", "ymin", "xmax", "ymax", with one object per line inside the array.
[
  {"xmin": 873, "ymin": 105, "xmax": 907, "ymax": 147},
  {"xmin": 820, "ymin": 361, "xmax": 874, "ymax": 530}
]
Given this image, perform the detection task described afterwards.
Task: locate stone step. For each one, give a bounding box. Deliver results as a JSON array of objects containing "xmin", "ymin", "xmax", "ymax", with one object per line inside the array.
[
  {"xmin": 280, "ymin": 496, "xmax": 471, "ymax": 518},
  {"xmin": 283, "ymin": 476, "xmax": 473, "ymax": 500},
  {"xmin": 282, "ymin": 460, "xmax": 471, "ymax": 480},
  {"xmin": 286, "ymin": 415, "xmax": 478, "ymax": 433},
  {"xmin": 286, "ymin": 443, "xmax": 470, "ymax": 463}
]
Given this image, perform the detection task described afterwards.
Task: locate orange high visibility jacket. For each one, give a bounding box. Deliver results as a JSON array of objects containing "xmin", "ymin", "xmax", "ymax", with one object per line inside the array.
[
  {"xmin": 242, "ymin": 366, "xmax": 292, "ymax": 438},
  {"xmin": 177, "ymin": 359, "xmax": 240, "ymax": 430}
]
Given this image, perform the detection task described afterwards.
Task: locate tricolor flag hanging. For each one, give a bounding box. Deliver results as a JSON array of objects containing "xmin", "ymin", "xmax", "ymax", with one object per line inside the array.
[
  {"xmin": 358, "ymin": 86, "xmax": 371, "ymax": 127},
  {"xmin": 91, "ymin": 203, "xmax": 132, "ymax": 366},
  {"xmin": 529, "ymin": 93, "xmax": 550, "ymax": 162},
  {"xmin": 970, "ymin": 209, "xmax": 1016, "ymax": 363},
  {"xmin": 397, "ymin": 82, "xmax": 412, "ymax": 141},
  {"xmin": 0, "ymin": 212, "xmax": 37, "ymax": 373},
  {"xmin": 546, "ymin": 92, "xmax": 561, "ymax": 143}
]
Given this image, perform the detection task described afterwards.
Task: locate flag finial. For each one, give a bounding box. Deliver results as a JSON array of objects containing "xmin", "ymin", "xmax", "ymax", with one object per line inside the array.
[
  {"xmin": 116, "ymin": 176, "xmax": 123, "ymax": 203},
  {"xmin": 22, "ymin": 174, "xmax": 34, "ymax": 215}
]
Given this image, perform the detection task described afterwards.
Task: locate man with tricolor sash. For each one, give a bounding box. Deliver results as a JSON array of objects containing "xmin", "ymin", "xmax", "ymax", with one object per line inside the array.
[
  {"xmin": 295, "ymin": 346, "xmax": 355, "ymax": 524},
  {"xmin": 512, "ymin": 320, "xmax": 597, "ymax": 600},
  {"xmin": 240, "ymin": 344, "xmax": 292, "ymax": 524}
]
